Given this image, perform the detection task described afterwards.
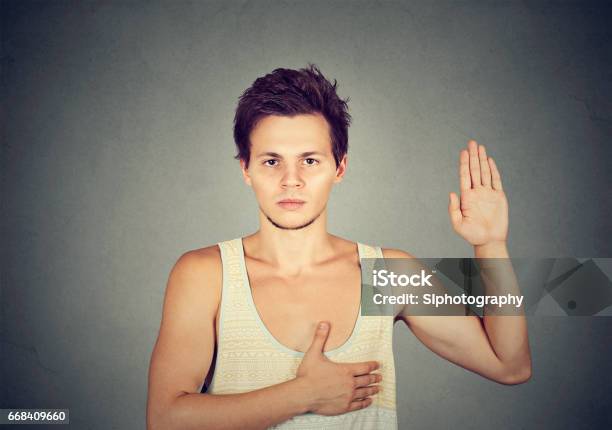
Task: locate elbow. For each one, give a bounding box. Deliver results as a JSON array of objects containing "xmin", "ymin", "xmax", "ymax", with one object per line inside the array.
[
  {"xmin": 147, "ymin": 406, "xmax": 170, "ymax": 430},
  {"xmin": 146, "ymin": 413, "xmax": 164, "ymax": 430},
  {"xmin": 148, "ymin": 408, "xmax": 181, "ymax": 430},
  {"xmin": 146, "ymin": 399, "xmax": 174, "ymax": 430},
  {"xmin": 499, "ymin": 363, "xmax": 532, "ymax": 385},
  {"xmin": 147, "ymin": 392, "xmax": 193, "ymax": 430}
]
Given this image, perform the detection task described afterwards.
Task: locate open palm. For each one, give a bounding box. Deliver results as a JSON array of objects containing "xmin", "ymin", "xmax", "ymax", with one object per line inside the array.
[{"xmin": 448, "ymin": 140, "xmax": 508, "ymax": 246}]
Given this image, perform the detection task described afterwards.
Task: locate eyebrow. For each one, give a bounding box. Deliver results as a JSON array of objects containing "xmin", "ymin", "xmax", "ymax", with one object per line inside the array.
[{"xmin": 255, "ymin": 151, "xmax": 327, "ymax": 159}]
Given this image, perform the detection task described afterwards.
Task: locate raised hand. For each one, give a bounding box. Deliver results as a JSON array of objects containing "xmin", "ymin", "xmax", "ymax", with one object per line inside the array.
[{"xmin": 448, "ymin": 140, "xmax": 508, "ymax": 246}]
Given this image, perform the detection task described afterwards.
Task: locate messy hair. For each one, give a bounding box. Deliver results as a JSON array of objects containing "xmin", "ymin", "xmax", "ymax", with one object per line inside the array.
[{"xmin": 233, "ymin": 63, "xmax": 352, "ymax": 168}]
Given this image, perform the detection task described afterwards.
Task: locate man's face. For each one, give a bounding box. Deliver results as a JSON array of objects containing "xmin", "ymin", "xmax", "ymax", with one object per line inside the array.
[{"xmin": 240, "ymin": 113, "xmax": 346, "ymax": 230}]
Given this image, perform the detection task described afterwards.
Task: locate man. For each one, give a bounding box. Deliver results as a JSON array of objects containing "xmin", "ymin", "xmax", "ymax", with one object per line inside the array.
[{"xmin": 146, "ymin": 64, "xmax": 531, "ymax": 430}]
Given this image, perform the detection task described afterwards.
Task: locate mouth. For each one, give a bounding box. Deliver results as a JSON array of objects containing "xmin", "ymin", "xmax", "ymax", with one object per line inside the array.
[{"xmin": 277, "ymin": 199, "xmax": 306, "ymax": 211}]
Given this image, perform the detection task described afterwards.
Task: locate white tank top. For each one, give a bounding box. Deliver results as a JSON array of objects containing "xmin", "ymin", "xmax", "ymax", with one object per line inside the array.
[{"xmin": 206, "ymin": 237, "xmax": 398, "ymax": 429}]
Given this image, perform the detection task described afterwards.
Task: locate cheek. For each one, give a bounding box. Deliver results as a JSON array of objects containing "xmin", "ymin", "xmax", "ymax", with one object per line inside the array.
[
  {"xmin": 307, "ymin": 167, "xmax": 336, "ymax": 182},
  {"xmin": 305, "ymin": 171, "xmax": 337, "ymax": 196},
  {"xmin": 249, "ymin": 168, "xmax": 278, "ymax": 185},
  {"xmin": 248, "ymin": 173, "xmax": 279, "ymax": 201}
]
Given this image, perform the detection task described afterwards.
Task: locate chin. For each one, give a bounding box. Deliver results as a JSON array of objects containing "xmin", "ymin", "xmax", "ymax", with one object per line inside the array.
[
  {"xmin": 266, "ymin": 210, "xmax": 319, "ymax": 231},
  {"xmin": 278, "ymin": 216, "xmax": 311, "ymax": 227}
]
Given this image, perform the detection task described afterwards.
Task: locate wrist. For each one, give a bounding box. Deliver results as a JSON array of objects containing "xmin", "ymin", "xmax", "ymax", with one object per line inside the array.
[
  {"xmin": 290, "ymin": 375, "xmax": 315, "ymax": 415},
  {"xmin": 474, "ymin": 241, "xmax": 508, "ymax": 258}
]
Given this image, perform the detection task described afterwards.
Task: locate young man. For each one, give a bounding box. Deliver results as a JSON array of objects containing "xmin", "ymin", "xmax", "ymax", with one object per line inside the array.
[{"xmin": 146, "ymin": 65, "xmax": 532, "ymax": 430}]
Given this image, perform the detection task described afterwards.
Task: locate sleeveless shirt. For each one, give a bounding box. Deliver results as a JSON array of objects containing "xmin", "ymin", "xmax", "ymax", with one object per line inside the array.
[{"xmin": 205, "ymin": 237, "xmax": 398, "ymax": 429}]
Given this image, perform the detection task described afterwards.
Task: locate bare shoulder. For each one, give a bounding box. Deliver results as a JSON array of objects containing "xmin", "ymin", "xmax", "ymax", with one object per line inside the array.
[
  {"xmin": 330, "ymin": 235, "xmax": 416, "ymax": 260},
  {"xmin": 163, "ymin": 244, "xmax": 223, "ymax": 318},
  {"xmin": 149, "ymin": 245, "xmax": 223, "ymax": 414},
  {"xmin": 378, "ymin": 248, "xmax": 415, "ymax": 320},
  {"xmin": 381, "ymin": 247, "xmax": 416, "ymax": 259},
  {"xmin": 328, "ymin": 234, "xmax": 361, "ymax": 259},
  {"xmin": 172, "ymin": 244, "xmax": 222, "ymax": 278}
]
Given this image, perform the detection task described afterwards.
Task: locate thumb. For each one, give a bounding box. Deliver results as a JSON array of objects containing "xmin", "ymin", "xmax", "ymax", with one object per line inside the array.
[
  {"xmin": 305, "ymin": 321, "xmax": 330, "ymax": 357},
  {"xmin": 448, "ymin": 192, "xmax": 463, "ymax": 231}
]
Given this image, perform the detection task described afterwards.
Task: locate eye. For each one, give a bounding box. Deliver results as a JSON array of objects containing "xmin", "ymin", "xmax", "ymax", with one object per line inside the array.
[
  {"xmin": 303, "ymin": 158, "xmax": 319, "ymax": 166},
  {"xmin": 264, "ymin": 159, "xmax": 279, "ymax": 167}
]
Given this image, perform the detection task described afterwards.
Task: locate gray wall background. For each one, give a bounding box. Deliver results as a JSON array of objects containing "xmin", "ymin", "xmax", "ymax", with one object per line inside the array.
[{"xmin": 2, "ymin": 0, "xmax": 611, "ymax": 428}]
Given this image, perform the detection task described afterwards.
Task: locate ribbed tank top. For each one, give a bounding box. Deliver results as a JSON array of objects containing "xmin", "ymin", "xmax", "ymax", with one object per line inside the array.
[{"xmin": 207, "ymin": 237, "xmax": 397, "ymax": 429}]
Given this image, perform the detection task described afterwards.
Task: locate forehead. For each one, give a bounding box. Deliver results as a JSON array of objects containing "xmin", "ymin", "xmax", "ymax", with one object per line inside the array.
[{"xmin": 250, "ymin": 113, "xmax": 332, "ymax": 155}]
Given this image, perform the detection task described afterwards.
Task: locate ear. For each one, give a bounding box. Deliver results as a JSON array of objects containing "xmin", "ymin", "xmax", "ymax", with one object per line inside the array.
[
  {"xmin": 240, "ymin": 159, "xmax": 252, "ymax": 186},
  {"xmin": 334, "ymin": 155, "xmax": 348, "ymax": 183}
]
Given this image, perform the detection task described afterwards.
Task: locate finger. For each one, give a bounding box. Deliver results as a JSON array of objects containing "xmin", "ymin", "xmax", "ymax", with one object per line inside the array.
[
  {"xmin": 479, "ymin": 145, "xmax": 491, "ymax": 187},
  {"xmin": 468, "ymin": 140, "xmax": 481, "ymax": 187},
  {"xmin": 354, "ymin": 373, "xmax": 382, "ymax": 388},
  {"xmin": 348, "ymin": 361, "xmax": 379, "ymax": 376},
  {"xmin": 305, "ymin": 321, "xmax": 330, "ymax": 355},
  {"xmin": 488, "ymin": 157, "xmax": 503, "ymax": 191},
  {"xmin": 448, "ymin": 192, "xmax": 462, "ymax": 231},
  {"xmin": 354, "ymin": 386, "xmax": 380, "ymax": 400},
  {"xmin": 347, "ymin": 397, "xmax": 372, "ymax": 412},
  {"xmin": 459, "ymin": 150, "xmax": 471, "ymax": 192}
]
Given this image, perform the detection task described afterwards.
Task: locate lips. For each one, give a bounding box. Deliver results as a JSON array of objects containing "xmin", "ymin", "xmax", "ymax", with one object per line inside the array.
[{"xmin": 277, "ymin": 199, "xmax": 305, "ymax": 210}]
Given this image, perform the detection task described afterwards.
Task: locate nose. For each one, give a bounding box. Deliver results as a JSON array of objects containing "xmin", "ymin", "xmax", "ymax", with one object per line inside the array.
[{"xmin": 280, "ymin": 165, "xmax": 304, "ymax": 189}]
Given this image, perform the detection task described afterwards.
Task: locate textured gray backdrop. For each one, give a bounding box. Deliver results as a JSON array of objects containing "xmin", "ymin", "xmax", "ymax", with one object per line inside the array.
[{"xmin": 2, "ymin": 0, "xmax": 611, "ymax": 429}]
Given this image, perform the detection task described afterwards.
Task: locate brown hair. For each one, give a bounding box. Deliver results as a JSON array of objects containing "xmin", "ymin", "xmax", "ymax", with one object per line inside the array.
[{"xmin": 233, "ymin": 63, "xmax": 352, "ymax": 168}]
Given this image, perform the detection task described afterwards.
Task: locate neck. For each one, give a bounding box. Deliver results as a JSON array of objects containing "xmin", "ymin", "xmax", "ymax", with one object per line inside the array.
[{"xmin": 243, "ymin": 209, "xmax": 337, "ymax": 273}]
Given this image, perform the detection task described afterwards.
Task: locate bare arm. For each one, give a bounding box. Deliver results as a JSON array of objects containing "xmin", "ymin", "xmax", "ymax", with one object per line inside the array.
[
  {"xmin": 385, "ymin": 247, "xmax": 531, "ymax": 385},
  {"xmin": 147, "ymin": 248, "xmax": 381, "ymax": 430},
  {"xmin": 146, "ymin": 248, "xmax": 307, "ymax": 430},
  {"xmin": 388, "ymin": 139, "xmax": 531, "ymax": 386},
  {"xmin": 473, "ymin": 241, "xmax": 531, "ymax": 380},
  {"xmin": 162, "ymin": 379, "xmax": 310, "ymax": 430}
]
